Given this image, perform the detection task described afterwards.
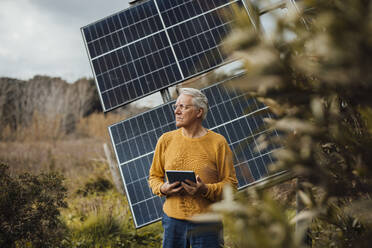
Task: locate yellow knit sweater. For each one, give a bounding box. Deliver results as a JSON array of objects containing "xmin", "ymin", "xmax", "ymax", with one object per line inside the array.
[{"xmin": 148, "ymin": 128, "xmax": 238, "ymax": 220}]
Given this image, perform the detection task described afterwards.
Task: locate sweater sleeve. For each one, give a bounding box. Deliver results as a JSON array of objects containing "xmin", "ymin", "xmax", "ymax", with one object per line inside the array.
[
  {"xmin": 148, "ymin": 135, "xmax": 166, "ymax": 197},
  {"xmin": 203, "ymin": 140, "xmax": 238, "ymax": 201}
]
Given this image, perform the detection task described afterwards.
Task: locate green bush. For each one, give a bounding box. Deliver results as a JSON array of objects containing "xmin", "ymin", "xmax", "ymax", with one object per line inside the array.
[{"xmin": 0, "ymin": 163, "xmax": 68, "ymax": 247}]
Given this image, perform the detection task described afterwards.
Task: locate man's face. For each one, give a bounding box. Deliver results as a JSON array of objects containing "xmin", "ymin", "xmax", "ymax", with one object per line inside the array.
[{"xmin": 174, "ymin": 94, "xmax": 202, "ymax": 128}]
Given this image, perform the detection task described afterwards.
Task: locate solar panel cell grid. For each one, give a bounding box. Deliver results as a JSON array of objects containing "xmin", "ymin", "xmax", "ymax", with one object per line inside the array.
[
  {"xmin": 82, "ymin": 0, "xmax": 248, "ymax": 111},
  {"xmin": 109, "ymin": 76, "xmax": 280, "ymax": 228}
]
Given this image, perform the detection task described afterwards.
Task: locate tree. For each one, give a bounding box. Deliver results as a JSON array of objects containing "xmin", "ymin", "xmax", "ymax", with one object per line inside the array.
[{"xmin": 212, "ymin": 0, "xmax": 372, "ymax": 247}]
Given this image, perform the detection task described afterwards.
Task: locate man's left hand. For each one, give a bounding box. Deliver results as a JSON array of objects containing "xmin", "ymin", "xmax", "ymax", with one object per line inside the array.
[{"xmin": 182, "ymin": 175, "xmax": 208, "ymax": 196}]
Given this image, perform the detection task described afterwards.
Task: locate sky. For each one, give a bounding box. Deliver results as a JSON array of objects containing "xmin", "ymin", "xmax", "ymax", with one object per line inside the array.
[
  {"xmin": 0, "ymin": 0, "xmax": 286, "ymax": 83},
  {"xmin": 0, "ymin": 0, "xmax": 130, "ymax": 83},
  {"xmin": 0, "ymin": 0, "xmax": 285, "ymax": 107}
]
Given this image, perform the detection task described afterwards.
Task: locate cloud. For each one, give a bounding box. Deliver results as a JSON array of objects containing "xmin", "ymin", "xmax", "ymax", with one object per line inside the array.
[{"xmin": 0, "ymin": 0, "xmax": 129, "ymax": 83}]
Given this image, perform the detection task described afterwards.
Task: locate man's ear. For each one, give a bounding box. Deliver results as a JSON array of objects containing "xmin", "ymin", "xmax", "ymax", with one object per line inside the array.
[{"xmin": 197, "ymin": 108, "xmax": 203, "ymax": 119}]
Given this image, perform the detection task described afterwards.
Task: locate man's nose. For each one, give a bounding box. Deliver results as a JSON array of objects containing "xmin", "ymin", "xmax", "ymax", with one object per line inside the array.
[{"xmin": 174, "ymin": 108, "xmax": 181, "ymax": 114}]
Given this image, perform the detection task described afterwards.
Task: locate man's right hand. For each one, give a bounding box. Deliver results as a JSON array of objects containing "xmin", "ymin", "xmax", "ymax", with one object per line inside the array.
[{"xmin": 160, "ymin": 181, "xmax": 183, "ymax": 196}]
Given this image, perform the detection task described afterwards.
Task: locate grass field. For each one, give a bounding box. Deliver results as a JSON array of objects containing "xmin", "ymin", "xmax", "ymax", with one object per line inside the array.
[
  {"xmin": 0, "ymin": 113, "xmax": 163, "ymax": 247},
  {"xmin": 0, "ymin": 112, "xmax": 295, "ymax": 247}
]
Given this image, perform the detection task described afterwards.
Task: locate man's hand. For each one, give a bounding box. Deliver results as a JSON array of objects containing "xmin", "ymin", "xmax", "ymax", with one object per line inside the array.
[
  {"xmin": 181, "ymin": 175, "xmax": 208, "ymax": 196},
  {"xmin": 160, "ymin": 181, "xmax": 183, "ymax": 196}
]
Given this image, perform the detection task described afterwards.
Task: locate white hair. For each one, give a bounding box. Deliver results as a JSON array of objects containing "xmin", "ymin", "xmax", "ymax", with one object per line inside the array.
[{"xmin": 179, "ymin": 88, "xmax": 208, "ymax": 120}]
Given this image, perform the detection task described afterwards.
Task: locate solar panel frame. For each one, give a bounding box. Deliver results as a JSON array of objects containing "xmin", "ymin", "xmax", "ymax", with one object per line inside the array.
[
  {"xmin": 81, "ymin": 0, "xmax": 250, "ymax": 112},
  {"xmin": 108, "ymin": 73, "xmax": 282, "ymax": 228}
]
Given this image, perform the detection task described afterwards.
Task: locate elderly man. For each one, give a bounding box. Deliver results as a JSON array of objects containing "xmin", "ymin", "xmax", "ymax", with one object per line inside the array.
[{"xmin": 148, "ymin": 88, "xmax": 238, "ymax": 248}]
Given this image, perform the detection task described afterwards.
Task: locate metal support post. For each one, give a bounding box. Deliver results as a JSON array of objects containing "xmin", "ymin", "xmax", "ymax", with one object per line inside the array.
[{"xmin": 160, "ymin": 88, "xmax": 172, "ymax": 103}]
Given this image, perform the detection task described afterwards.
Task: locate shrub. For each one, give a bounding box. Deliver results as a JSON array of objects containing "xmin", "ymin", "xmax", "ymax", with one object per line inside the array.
[
  {"xmin": 0, "ymin": 163, "xmax": 68, "ymax": 247},
  {"xmin": 76, "ymin": 177, "xmax": 113, "ymax": 196},
  {"xmin": 216, "ymin": 0, "xmax": 372, "ymax": 246}
]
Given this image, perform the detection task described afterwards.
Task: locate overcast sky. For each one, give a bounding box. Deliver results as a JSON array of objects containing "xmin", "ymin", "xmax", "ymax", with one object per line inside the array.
[
  {"xmin": 0, "ymin": 0, "xmax": 285, "ymax": 107},
  {"xmin": 0, "ymin": 0, "xmax": 130, "ymax": 83}
]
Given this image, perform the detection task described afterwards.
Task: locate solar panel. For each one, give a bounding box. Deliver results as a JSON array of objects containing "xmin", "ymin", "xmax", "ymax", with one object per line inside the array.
[
  {"xmin": 81, "ymin": 0, "xmax": 248, "ymax": 112},
  {"xmin": 108, "ymin": 74, "xmax": 281, "ymax": 228}
]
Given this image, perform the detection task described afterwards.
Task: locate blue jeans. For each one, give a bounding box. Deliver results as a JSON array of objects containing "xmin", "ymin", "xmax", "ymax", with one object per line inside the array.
[{"xmin": 162, "ymin": 213, "xmax": 224, "ymax": 248}]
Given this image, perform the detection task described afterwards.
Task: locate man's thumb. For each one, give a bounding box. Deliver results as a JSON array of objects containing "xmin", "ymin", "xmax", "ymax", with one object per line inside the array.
[{"xmin": 196, "ymin": 175, "xmax": 202, "ymax": 183}]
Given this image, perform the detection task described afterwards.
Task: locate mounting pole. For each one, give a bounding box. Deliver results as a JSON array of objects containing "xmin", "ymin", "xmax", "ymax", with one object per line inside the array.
[
  {"xmin": 241, "ymin": 0, "xmax": 259, "ymax": 30},
  {"xmin": 160, "ymin": 88, "xmax": 172, "ymax": 103},
  {"xmin": 103, "ymin": 143, "xmax": 124, "ymax": 194}
]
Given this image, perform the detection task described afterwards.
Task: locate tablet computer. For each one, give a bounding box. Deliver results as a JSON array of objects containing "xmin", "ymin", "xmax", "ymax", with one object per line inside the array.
[{"xmin": 166, "ymin": 170, "xmax": 196, "ymax": 184}]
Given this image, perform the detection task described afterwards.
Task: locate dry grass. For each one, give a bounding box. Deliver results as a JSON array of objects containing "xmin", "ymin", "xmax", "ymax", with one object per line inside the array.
[
  {"xmin": 63, "ymin": 189, "xmax": 130, "ymax": 229},
  {"xmin": 0, "ymin": 112, "xmax": 124, "ymax": 192},
  {"xmin": 0, "ymin": 139, "xmax": 109, "ymax": 191},
  {"xmin": 75, "ymin": 112, "xmax": 125, "ymax": 142},
  {"xmin": 0, "ymin": 105, "xmax": 167, "ymax": 247},
  {"xmin": 1, "ymin": 112, "xmax": 65, "ymax": 141}
]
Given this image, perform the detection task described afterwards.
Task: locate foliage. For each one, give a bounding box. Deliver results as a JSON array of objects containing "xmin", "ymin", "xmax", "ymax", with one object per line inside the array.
[
  {"xmin": 0, "ymin": 76, "xmax": 160, "ymax": 246},
  {"xmin": 64, "ymin": 190, "xmax": 162, "ymax": 248},
  {"xmin": 76, "ymin": 176, "xmax": 113, "ymax": 196},
  {"xmin": 206, "ymin": 186, "xmax": 297, "ymax": 248},
  {"xmin": 68, "ymin": 212, "xmax": 162, "ymax": 248},
  {"xmin": 214, "ymin": 0, "xmax": 372, "ymax": 247},
  {"xmin": 0, "ymin": 163, "xmax": 68, "ymax": 247},
  {"xmin": 0, "ymin": 130, "xmax": 163, "ymax": 247}
]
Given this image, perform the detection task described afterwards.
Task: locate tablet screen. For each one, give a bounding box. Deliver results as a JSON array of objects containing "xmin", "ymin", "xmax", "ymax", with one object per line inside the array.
[{"xmin": 166, "ymin": 170, "xmax": 196, "ymax": 184}]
